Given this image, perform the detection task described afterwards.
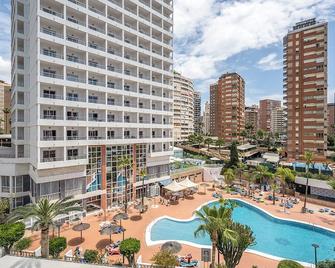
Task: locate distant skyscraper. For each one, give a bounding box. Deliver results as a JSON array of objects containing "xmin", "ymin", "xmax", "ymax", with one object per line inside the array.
[
  {"xmin": 202, "ymin": 101, "xmax": 210, "ymax": 135},
  {"xmin": 327, "ymin": 103, "xmax": 335, "ymax": 135},
  {"xmin": 258, "ymin": 99, "xmax": 281, "ymax": 132},
  {"xmin": 284, "ymin": 18, "xmax": 328, "ymax": 160},
  {"xmin": 271, "ymin": 107, "xmax": 285, "ymax": 135},
  {"xmin": 194, "ymin": 91, "xmax": 202, "ymax": 133},
  {"xmin": 0, "ymin": 81, "xmax": 11, "ymax": 134},
  {"xmin": 245, "ymin": 105, "xmax": 258, "ymax": 136},
  {"xmin": 210, "ymin": 73, "xmax": 245, "ymax": 141},
  {"xmin": 173, "ymin": 72, "xmax": 194, "ymax": 142}
]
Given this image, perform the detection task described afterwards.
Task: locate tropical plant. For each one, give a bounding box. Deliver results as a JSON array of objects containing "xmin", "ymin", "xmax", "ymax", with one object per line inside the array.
[
  {"xmin": 117, "ymin": 156, "xmax": 132, "ymax": 213},
  {"xmin": 119, "ymin": 238, "xmax": 141, "ymax": 267},
  {"xmin": 139, "ymin": 168, "xmax": 147, "ymax": 209},
  {"xmin": 194, "ymin": 200, "xmax": 237, "ymax": 268},
  {"xmin": 224, "ymin": 168, "xmax": 235, "ymax": 186},
  {"xmin": 275, "ymin": 167, "xmax": 295, "ymax": 197},
  {"xmin": 256, "ymin": 129, "xmax": 265, "ymax": 141},
  {"xmin": 0, "ymin": 222, "xmax": 25, "ymax": 253},
  {"xmin": 151, "ymin": 250, "xmax": 179, "ymax": 267},
  {"xmin": 243, "ymin": 171, "xmax": 255, "ymax": 197},
  {"xmin": 204, "ymin": 137, "xmax": 213, "ymax": 150},
  {"xmin": 317, "ymin": 259, "xmax": 335, "ymax": 268},
  {"xmin": 187, "ymin": 134, "xmax": 197, "ymax": 145},
  {"xmin": 0, "ymin": 198, "xmax": 10, "ymax": 223},
  {"xmin": 8, "ymin": 197, "xmax": 81, "ymax": 258},
  {"xmin": 216, "ymin": 139, "xmax": 225, "ymax": 154},
  {"xmin": 270, "ymin": 181, "xmax": 279, "ymax": 205},
  {"xmin": 84, "ymin": 249, "xmax": 99, "ymax": 263},
  {"xmin": 49, "ymin": 236, "xmax": 67, "ymax": 258},
  {"xmin": 277, "ymin": 260, "xmax": 304, "ymax": 268},
  {"xmin": 277, "ymin": 147, "xmax": 284, "ymax": 160},
  {"xmin": 255, "ymin": 165, "xmax": 273, "ymax": 185},
  {"xmin": 228, "ymin": 142, "xmax": 239, "ymax": 168},
  {"xmin": 195, "ymin": 135, "xmax": 204, "ymax": 148},
  {"xmin": 14, "ymin": 237, "xmax": 32, "ymax": 251},
  {"xmin": 236, "ymin": 162, "xmax": 247, "ymax": 183},
  {"xmin": 217, "ymin": 222, "xmax": 256, "ymax": 268},
  {"xmin": 302, "ymin": 151, "xmax": 314, "ymax": 212},
  {"xmin": 240, "ymin": 130, "xmax": 247, "ymax": 144}
]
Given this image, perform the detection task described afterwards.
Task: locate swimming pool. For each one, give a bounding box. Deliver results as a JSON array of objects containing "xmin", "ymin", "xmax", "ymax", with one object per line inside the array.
[{"xmin": 147, "ymin": 199, "xmax": 335, "ymax": 264}]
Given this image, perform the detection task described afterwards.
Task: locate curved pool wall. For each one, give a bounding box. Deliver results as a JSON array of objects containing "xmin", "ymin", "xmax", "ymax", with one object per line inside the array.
[{"xmin": 146, "ymin": 199, "xmax": 335, "ymax": 264}]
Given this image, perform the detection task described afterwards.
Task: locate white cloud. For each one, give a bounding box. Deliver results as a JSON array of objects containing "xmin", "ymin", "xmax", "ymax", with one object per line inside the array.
[
  {"xmin": 174, "ymin": 0, "xmax": 335, "ymax": 81},
  {"xmin": 0, "ymin": 56, "xmax": 10, "ymax": 83},
  {"xmin": 257, "ymin": 53, "xmax": 282, "ymax": 70}
]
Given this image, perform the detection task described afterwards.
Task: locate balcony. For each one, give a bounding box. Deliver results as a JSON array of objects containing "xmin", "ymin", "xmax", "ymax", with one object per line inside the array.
[
  {"xmin": 41, "ymin": 27, "xmax": 63, "ymax": 38},
  {"xmin": 66, "ymin": 75, "xmax": 86, "ymax": 83},
  {"xmin": 41, "ymin": 7, "xmax": 64, "ymax": 18},
  {"xmin": 41, "ymin": 136, "xmax": 63, "ymax": 141},
  {"xmin": 88, "ymin": 42, "xmax": 105, "ymax": 52},
  {"xmin": 40, "ymin": 70, "xmax": 63, "ymax": 80},
  {"xmin": 67, "ymin": 35, "xmax": 86, "ymax": 45},
  {"xmin": 88, "ymin": 24, "xmax": 105, "ymax": 34},
  {"xmin": 41, "ymin": 49, "xmax": 63, "ymax": 59},
  {"xmin": 66, "ymin": 55, "xmax": 86, "ymax": 64},
  {"xmin": 41, "ymin": 92, "xmax": 63, "ymax": 100},
  {"xmin": 67, "ymin": 136, "xmax": 86, "ymax": 140},
  {"xmin": 88, "ymin": 79, "xmax": 105, "ymax": 87},
  {"xmin": 67, "ymin": 154, "xmax": 87, "ymax": 160},
  {"xmin": 107, "ymin": 65, "xmax": 122, "ymax": 73},
  {"xmin": 68, "ymin": 0, "xmax": 86, "ymax": 8},
  {"xmin": 88, "ymin": 60, "xmax": 105, "ymax": 70},
  {"xmin": 67, "ymin": 16, "xmax": 86, "ymax": 27},
  {"xmin": 67, "ymin": 115, "xmax": 86, "ymax": 121},
  {"xmin": 88, "ymin": 6, "xmax": 105, "ymax": 16},
  {"xmin": 41, "ymin": 157, "xmax": 63, "ymax": 163},
  {"xmin": 41, "ymin": 114, "xmax": 62, "ymax": 120},
  {"xmin": 88, "ymin": 136, "xmax": 104, "ymax": 140}
]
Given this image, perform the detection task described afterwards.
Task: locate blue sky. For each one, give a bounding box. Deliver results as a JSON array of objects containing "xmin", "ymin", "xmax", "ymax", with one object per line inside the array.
[{"xmin": 0, "ymin": 0, "xmax": 334, "ymax": 108}]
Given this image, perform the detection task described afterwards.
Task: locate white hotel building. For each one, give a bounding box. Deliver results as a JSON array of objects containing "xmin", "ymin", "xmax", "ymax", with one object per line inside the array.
[{"xmin": 2, "ymin": 0, "xmax": 174, "ymax": 210}]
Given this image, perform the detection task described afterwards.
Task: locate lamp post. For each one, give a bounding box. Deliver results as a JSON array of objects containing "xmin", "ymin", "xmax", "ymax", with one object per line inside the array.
[{"xmin": 312, "ymin": 243, "xmax": 319, "ymax": 268}]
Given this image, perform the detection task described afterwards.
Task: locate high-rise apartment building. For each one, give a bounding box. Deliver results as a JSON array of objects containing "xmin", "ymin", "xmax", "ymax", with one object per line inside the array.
[
  {"xmin": 245, "ymin": 105, "xmax": 258, "ymax": 136},
  {"xmin": 327, "ymin": 103, "xmax": 335, "ymax": 135},
  {"xmin": 209, "ymin": 73, "xmax": 245, "ymax": 141},
  {"xmin": 0, "ymin": 81, "xmax": 11, "ymax": 134},
  {"xmin": 193, "ymin": 91, "xmax": 201, "ymax": 133},
  {"xmin": 258, "ymin": 99, "xmax": 281, "ymax": 132},
  {"xmin": 202, "ymin": 101, "xmax": 210, "ymax": 135},
  {"xmin": 270, "ymin": 106, "xmax": 285, "ymax": 135},
  {"xmin": 173, "ymin": 72, "xmax": 194, "ymax": 142},
  {"xmin": 3, "ymin": 0, "xmax": 174, "ymax": 209},
  {"xmin": 284, "ymin": 18, "xmax": 328, "ymax": 160}
]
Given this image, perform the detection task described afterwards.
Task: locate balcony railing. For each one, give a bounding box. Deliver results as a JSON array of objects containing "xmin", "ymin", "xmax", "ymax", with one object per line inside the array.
[
  {"xmin": 67, "ymin": 16, "xmax": 86, "ymax": 26},
  {"xmin": 68, "ymin": 0, "xmax": 86, "ymax": 8},
  {"xmin": 88, "ymin": 6, "xmax": 105, "ymax": 16},
  {"xmin": 67, "ymin": 116, "xmax": 85, "ymax": 121},
  {"xmin": 67, "ymin": 155, "xmax": 87, "ymax": 160},
  {"xmin": 41, "ymin": 27, "xmax": 63, "ymax": 38},
  {"xmin": 66, "ymin": 35, "xmax": 86, "ymax": 45},
  {"xmin": 67, "ymin": 136, "xmax": 86, "ymax": 140},
  {"xmin": 88, "ymin": 61, "xmax": 105, "ymax": 69},
  {"xmin": 41, "ymin": 7, "xmax": 64, "ymax": 18},
  {"xmin": 66, "ymin": 75, "xmax": 86, "ymax": 83},
  {"xmin": 88, "ymin": 25, "xmax": 105, "ymax": 34},
  {"xmin": 41, "ymin": 49, "xmax": 63, "ymax": 59},
  {"xmin": 41, "ymin": 136, "xmax": 63, "ymax": 141},
  {"xmin": 66, "ymin": 55, "xmax": 86, "ymax": 64},
  {"xmin": 88, "ymin": 136, "xmax": 104, "ymax": 140},
  {"xmin": 88, "ymin": 42, "xmax": 105, "ymax": 51},
  {"xmin": 41, "ymin": 157, "xmax": 63, "ymax": 163},
  {"xmin": 40, "ymin": 71, "xmax": 64, "ymax": 79},
  {"xmin": 88, "ymin": 80, "xmax": 105, "ymax": 87},
  {"xmin": 41, "ymin": 93, "xmax": 63, "ymax": 100},
  {"xmin": 41, "ymin": 114, "xmax": 62, "ymax": 120}
]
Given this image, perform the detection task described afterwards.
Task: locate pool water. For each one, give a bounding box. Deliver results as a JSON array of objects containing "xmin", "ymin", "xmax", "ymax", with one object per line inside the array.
[{"xmin": 150, "ymin": 200, "xmax": 335, "ymax": 263}]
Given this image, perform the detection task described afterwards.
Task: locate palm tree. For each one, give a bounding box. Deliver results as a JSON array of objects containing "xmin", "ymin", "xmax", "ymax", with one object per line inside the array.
[
  {"xmin": 240, "ymin": 130, "xmax": 247, "ymax": 144},
  {"xmin": 277, "ymin": 147, "xmax": 284, "ymax": 160},
  {"xmin": 275, "ymin": 167, "xmax": 295, "ymax": 197},
  {"xmin": 0, "ymin": 198, "xmax": 9, "ymax": 223},
  {"xmin": 270, "ymin": 179, "xmax": 279, "ymax": 205},
  {"xmin": 187, "ymin": 134, "xmax": 196, "ymax": 146},
  {"xmin": 8, "ymin": 197, "xmax": 81, "ymax": 258},
  {"xmin": 256, "ymin": 129, "xmax": 265, "ymax": 142},
  {"xmin": 255, "ymin": 165, "xmax": 273, "ymax": 186},
  {"xmin": 117, "ymin": 156, "xmax": 132, "ymax": 213},
  {"xmin": 302, "ymin": 151, "xmax": 314, "ymax": 212},
  {"xmin": 243, "ymin": 171, "xmax": 255, "ymax": 197},
  {"xmin": 204, "ymin": 137, "xmax": 213, "ymax": 150},
  {"xmin": 195, "ymin": 134, "xmax": 204, "ymax": 148},
  {"xmin": 236, "ymin": 162, "xmax": 247, "ymax": 183},
  {"xmin": 139, "ymin": 168, "xmax": 147, "ymax": 207},
  {"xmin": 216, "ymin": 139, "xmax": 225, "ymax": 154},
  {"xmin": 3, "ymin": 108, "xmax": 10, "ymax": 134},
  {"xmin": 194, "ymin": 201, "xmax": 236, "ymax": 268},
  {"xmin": 224, "ymin": 168, "xmax": 235, "ymax": 187}
]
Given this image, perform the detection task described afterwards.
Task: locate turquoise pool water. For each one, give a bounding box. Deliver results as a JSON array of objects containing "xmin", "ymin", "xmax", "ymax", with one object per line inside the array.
[{"xmin": 150, "ymin": 200, "xmax": 335, "ymax": 263}]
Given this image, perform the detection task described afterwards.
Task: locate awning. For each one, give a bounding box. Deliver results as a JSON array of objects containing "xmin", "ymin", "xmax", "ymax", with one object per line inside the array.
[
  {"xmin": 159, "ymin": 178, "xmax": 172, "ymax": 186},
  {"xmin": 163, "ymin": 180, "xmax": 187, "ymax": 192},
  {"xmin": 179, "ymin": 178, "xmax": 198, "ymax": 189}
]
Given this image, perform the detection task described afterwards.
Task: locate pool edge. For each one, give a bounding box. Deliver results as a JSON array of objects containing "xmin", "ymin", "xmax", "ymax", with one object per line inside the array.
[{"xmin": 145, "ymin": 197, "xmax": 335, "ymax": 266}]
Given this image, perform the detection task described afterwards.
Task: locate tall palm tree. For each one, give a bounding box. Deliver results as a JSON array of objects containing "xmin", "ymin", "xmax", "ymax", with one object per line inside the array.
[
  {"xmin": 275, "ymin": 167, "xmax": 295, "ymax": 197},
  {"xmin": 3, "ymin": 108, "xmax": 10, "ymax": 134},
  {"xmin": 8, "ymin": 197, "xmax": 81, "ymax": 258},
  {"xmin": 204, "ymin": 137, "xmax": 213, "ymax": 150},
  {"xmin": 243, "ymin": 171, "xmax": 255, "ymax": 197},
  {"xmin": 255, "ymin": 165, "xmax": 273, "ymax": 186},
  {"xmin": 194, "ymin": 201, "xmax": 236, "ymax": 268},
  {"xmin": 270, "ymin": 179, "xmax": 279, "ymax": 205},
  {"xmin": 236, "ymin": 162, "xmax": 247, "ymax": 183},
  {"xmin": 195, "ymin": 134, "xmax": 204, "ymax": 148},
  {"xmin": 139, "ymin": 168, "xmax": 147, "ymax": 207},
  {"xmin": 216, "ymin": 139, "xmax": 225, "ymax": 154},
  {"xmin": 187, "ymin": 134, "xmax": 196, "ymax": 146},
  {"xmin": 117, "ymin": 157, "xmax": 132, "ymax": 213},
  {"xmin": 224, "ymin": 168, "xmax": 235, "ymax": 186},
  {"xmin": 303, "ymin": 151, "xmax": 314, "ymax": 212}
]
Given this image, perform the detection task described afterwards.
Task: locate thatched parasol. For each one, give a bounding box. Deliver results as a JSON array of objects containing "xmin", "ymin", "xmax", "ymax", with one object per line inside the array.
[
  {"xmin": 161, "ymin": 241, "xmax": 182, "ymax": 254},
  {"xmin": 72, "ymin": 222, "xmax": 90, "ymax": 241}
]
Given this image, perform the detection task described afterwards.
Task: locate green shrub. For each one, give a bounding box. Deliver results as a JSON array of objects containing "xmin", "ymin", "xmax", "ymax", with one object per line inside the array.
[
  {"xmin": 318, "ymin": 260, "xmax": 335, "ymax": 268},
  {"xmin": 151, "ymin": 250, "xmax": 179, "ymax": 267},
  {"xmin": 84, "ymin": 249, "xmax": 99, "ymax": 263},
  {"xmin": 277, "ymin": 260, "xmax": 304, "ymax": 268},
  {"xmin": 0, "ymin": 222, "xmax": 25, "ymax": 253},
  {"xmin": 49, "ymin": 237, "xmax": 67, "ymax": 258},
  {"xmin": 120, "ymin": 238, "xmax": 140, "ymax": 266},
  {"xmin": 14, "ymin": 237, "xmax": 32, "ymax": 251}
]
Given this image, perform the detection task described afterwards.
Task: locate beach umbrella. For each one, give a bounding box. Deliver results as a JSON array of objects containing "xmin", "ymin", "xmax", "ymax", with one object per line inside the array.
[
  {"xmin": 54, "ymin": 220, "xmax": 64, "ymax": 237},
  {"xmin": 99, "ymin": 223, "xmax": 120, "ymax": 244},
  {"xmin": 161, "ymin": 241, "xmax": 182, "ymax": 254},
  {"xmin": 113, "ymin": 212, "xmax": 128, "ymax": 240},
  {"xmin": 134, "ymin": 203, "xmax": 146, "ymax": 213},
  {"xmin": 73, "ymin": 222, "xmax": 90, "ymax": 241},
  {"xmin": 200, "ymin": 182, "xmax": 210, "ymax": 194}
]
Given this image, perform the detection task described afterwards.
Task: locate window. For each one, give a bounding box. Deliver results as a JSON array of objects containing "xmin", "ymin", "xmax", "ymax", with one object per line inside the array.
[
  {"xmin": 43, "ymin": 89, "xmax": 56, "ymax": 99},
  {"xmin": 1, "ymin": 176, "xmax": 10, "ymax": 193},
  {"xmin": 88, "ymin": 95, "xmax": 98, "ymax": 103},
  {"xmin": 108, "ymin": 114, "xmax": 115, "ymax": 122},
  {"xmin": 67, "ymin": 111, "xmax": 78, "ymax": 120},
  {"xmin": 43, "ymin": 130, "xmax": 56, "ymax": 140},
  {"xmin": 42, "ymin": 150, "xmax": 56, "ymax": 161},
  {"xmin": 43, "ymin": 110, "xmax": 56, "ymax": 119},
  {"xmin": 89, "ymin": 113, "xmax": 98, "ymax": 121},
  {"xmin": 67, "ymin": 92, "xmax": 78, "ymax": 101},
  {"xmin": 108, "ymin": 130, "xmax": 115, "ymax": 139},
  {"xmin": 67, "ymin": 130, "xmax": 78, "ymax": 140},
  {"xmin": 67, "ymin": 149, "xmax": 78, "ymax": 160},
  {"xmin": 42, "ymin": 69, "xmax": 56, "ymax": 78},
  {"xmin": 88, "ymin": 130, "xmax": 98, "ymax": 139},
  {"xmin": 124, "ymin": 131, "xmax": 130, "ymax": 138},
  {"xmin": 124, "ymin": 115, "xmax": 130, "ymax": 122},
  {"xmin": 107, "ymin": 98, "xmax": 115, "ymax": 105}
]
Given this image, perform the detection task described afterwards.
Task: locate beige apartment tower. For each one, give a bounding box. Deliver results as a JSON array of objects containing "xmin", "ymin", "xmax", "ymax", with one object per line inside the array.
[
  {"xmin": 283, "ymin": 18, "xmax": 328, "ymax": 160},
  {"xmin": 0, "ymin": 81, "xmax": 11, "ymax": 134},
  {"xmin": 210, "ymin": 72, "xmax": 245, "ymax": 142}
]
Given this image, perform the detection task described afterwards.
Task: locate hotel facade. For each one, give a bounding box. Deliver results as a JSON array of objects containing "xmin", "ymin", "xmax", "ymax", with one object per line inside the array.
[{"xmin": 2, "ymin": 0, "xmax": 174, "ymax": 209}]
